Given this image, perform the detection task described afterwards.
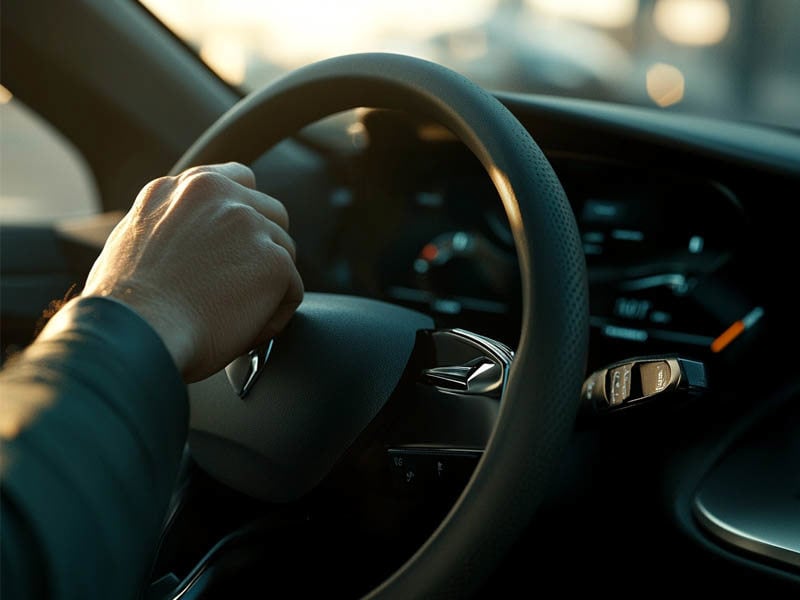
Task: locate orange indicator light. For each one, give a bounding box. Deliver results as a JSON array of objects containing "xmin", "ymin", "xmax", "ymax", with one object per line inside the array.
[
  {"xmin": 710, "ymin": 307, "xmax": 764, "ymax": 354},
  {"xmin": 710, "ymin": 320, "xmax": 745, "ymax": 353}
]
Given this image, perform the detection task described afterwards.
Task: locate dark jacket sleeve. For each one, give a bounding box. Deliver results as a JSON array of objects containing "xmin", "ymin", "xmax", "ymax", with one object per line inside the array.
[{"xmin": 1, "ymin": 297, "xmax": 188, "ymax": 599}]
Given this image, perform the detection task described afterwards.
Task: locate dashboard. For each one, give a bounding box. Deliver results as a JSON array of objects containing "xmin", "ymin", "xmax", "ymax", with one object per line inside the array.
[{"xmin": 292, "ymin": 107, "xmax": 772, "ymax": 376}]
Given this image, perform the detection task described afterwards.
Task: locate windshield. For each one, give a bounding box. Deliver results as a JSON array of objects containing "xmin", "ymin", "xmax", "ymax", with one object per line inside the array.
[{"xmin": 141, "ymin": 0, "xmax": 799, "ymax": 130}]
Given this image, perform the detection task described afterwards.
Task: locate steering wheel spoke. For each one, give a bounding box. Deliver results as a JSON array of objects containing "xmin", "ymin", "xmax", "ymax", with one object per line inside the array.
[
  {"xmin": 383, "ymin": 328, "xmax": 510, "ymax": 449},
  {"xmin": 321, "ymin": 327, "xmax": 509, "ymax": 497}
]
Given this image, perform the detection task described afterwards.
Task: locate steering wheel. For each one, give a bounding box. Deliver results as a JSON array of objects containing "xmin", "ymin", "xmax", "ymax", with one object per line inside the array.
[{"xmin": 171, "ymin": 53, "xmax": 588, "ymax": 598}]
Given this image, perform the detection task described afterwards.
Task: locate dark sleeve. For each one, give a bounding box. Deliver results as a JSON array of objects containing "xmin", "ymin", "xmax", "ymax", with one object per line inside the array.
[{"xmin": 1, "ymin": 297, "xmax": 188, "ymax": 599}]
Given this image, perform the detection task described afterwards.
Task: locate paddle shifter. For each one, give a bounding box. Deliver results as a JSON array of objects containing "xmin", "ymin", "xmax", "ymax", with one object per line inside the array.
[{"xmin": 580, "ymin": 356, "xmax": 708, "ymax": 416}]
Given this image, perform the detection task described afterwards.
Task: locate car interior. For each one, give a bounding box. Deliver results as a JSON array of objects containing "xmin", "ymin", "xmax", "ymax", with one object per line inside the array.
[{"xmin": 2, "ymin": 0, "xmax": 800, "ymax": 598}]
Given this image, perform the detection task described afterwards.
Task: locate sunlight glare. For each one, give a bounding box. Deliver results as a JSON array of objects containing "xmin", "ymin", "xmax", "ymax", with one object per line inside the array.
[
  {"xmin": 199, "ymin": 36, "xmax": 247, "ymax": 85},
  {"xmin": 142, "ymin": 0, "xmax": 494, "ymax": 74},
  {"xmin": 527, "ymin": 0, "xmax": 639, "ymax": 29}
]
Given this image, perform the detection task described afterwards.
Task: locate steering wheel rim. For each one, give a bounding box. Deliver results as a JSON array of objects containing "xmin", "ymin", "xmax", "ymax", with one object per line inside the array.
[{"xmin": 172, "ymin": 53, "xmax": 588, "ymax": 598}]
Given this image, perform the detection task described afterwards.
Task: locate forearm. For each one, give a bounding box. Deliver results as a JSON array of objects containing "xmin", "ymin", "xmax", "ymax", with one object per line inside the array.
[{"xmin": 1, "ymin": 297, "xmax": 188, "ymax": 599}]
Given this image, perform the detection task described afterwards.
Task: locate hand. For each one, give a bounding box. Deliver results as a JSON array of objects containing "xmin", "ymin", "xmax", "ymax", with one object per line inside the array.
[{"xmin": 82, "ymin": 163, "xmax": 304, "ymax": 382}]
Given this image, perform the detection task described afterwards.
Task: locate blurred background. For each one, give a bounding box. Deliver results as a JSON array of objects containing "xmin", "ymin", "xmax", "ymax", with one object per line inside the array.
[
  {"xmin": 141, "ymin": 0, "xmax": 800, "ymax": 129},
  {"xmin": 2, "ymin": 0, "xmax": 798, "ymax": 223}
]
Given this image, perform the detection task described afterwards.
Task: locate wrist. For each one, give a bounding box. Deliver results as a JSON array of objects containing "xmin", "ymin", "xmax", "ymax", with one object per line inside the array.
[{"xmin": 79, "ymin": 290, "xmax": 194, "ymax": 379}]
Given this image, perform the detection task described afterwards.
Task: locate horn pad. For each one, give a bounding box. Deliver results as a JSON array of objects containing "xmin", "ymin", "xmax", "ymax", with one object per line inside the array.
[{"xmin": 188, "ymin": 293, "xmax": 434, "ymax": 502}]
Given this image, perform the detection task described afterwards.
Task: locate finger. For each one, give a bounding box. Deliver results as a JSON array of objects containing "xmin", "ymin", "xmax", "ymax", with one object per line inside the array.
[
  {"xmin": 259, "ymin": 218, "xmax": 297, "ymax": 262},
  {"xmin": 255, "ymin": 263, "xmax": 304, "ymax": 344},
  {"xmin": 179, "ymin": 162, "xmax": 256, "ymax": 190},
  {"xmin": 241, "ymin": 189, "xmax": 290, "ymax": 232}
]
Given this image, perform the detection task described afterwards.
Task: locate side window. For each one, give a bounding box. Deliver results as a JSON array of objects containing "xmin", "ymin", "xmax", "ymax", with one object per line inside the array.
[{"xmin": 0, "ymin": 85, "xmax": 100, "ymax": 224}]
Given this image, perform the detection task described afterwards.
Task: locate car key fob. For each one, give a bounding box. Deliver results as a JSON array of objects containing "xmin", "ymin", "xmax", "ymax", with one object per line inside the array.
[{"xmin": 581, "ymin": 356, "xmax": 708, "ymax": 416}]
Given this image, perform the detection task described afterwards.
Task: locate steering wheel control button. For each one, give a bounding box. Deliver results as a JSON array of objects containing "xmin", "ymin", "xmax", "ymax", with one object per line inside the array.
[
  {"xmin": 607, "ymin": 363, "xmax": 633, "ymax": 405},
  {"xmin": 388, "ymin": 451, "xmax": 419, "ymax": 487},
  {"xmin": 580, "ymin": 356, "xmax": 708, "ymax": 416},
  {"xmin": 387, "ymin": 448, "xmax": 482, "ymax": 493}
]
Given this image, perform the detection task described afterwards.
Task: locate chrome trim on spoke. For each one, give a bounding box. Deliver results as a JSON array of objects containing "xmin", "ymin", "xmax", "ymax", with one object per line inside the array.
[
  {"xmin": 421, "ymin": 329, "xmax": 513, "ymax": 398},
  {"xmin": 234, "ymin": 339, "xmax": 274, "ymax": 399}
]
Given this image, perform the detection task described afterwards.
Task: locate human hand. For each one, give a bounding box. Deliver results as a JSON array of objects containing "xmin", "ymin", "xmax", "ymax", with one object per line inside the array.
[{"xmin": 82, "ymin": 162, "xmax": 303, "ymax": 382}]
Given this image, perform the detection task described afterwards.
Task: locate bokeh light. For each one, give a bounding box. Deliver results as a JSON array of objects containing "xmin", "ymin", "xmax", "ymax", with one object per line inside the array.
[
  {"xmin": 653, "ymin": 0, "xmax": 731, "ymax": 46},
  {"xmin": 646, "ymin": 62, "xmax": 685, "ymax": 107}
]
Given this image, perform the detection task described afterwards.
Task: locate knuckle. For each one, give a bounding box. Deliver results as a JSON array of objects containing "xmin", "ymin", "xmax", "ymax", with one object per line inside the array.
[
  {"xmin": 179, "ymin": 165, "xmax": 211, "ymax": 181},
  {"xmin": 145, "ymin": 175, "xmax": 174, "ymax": 194},
  {"xmin": 135, "ymin": 176, "xmax": 173, "ymax": 207},
  {"xmin": 180, "ymin": 171, "xmax": 229, "ymax": 198},
  {"xmin": 218, "ymin": 202, "xmax": 261, "ymax": 228}
]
